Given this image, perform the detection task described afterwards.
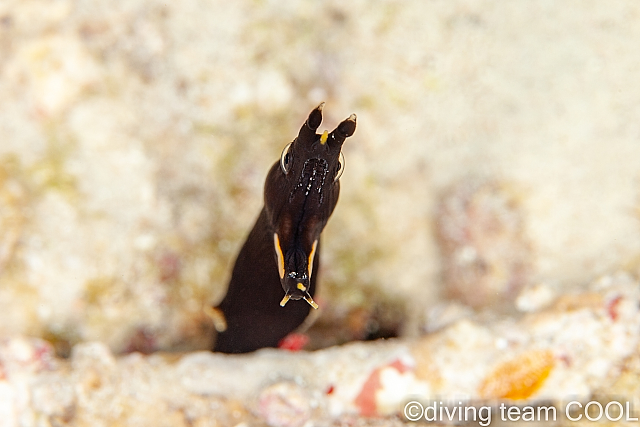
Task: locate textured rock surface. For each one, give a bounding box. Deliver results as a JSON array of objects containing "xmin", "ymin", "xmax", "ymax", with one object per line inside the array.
[
  {"xmin": 435, "ymin": 179, "xmax": 531, "ymax": 311},
  {"xmin": 0, "ymin": 273, "xmax": 639, "ymax": 425}
]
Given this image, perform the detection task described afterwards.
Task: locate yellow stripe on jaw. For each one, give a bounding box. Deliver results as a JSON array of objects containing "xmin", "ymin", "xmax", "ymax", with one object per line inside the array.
[
  {"xmin": 304, "ymin": 295, "xmax": 319, "ymax": 309},
  {"xmin": 280, "ymin": 294, "xmax": 291, "ymax": 307},
  {"xmin": 307, "ymin": 239, "xmax": 318, "ymax": 279},
  {"xmin": 274, "ymin": 233, "xmax": 285, "ymax": 279},
  {"xmin": 320, "ymin": 130, "xmax": 329, "ymax": 145}
]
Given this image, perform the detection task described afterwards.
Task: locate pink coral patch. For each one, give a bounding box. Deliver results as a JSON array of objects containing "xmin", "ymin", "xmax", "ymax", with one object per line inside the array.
[
  {"xmin": 607, "ymin": 295, "xmax": 623, "ymax": 321},
  {"xmin": 354, "ymin": 359, "xmax": 410, "ymax": 417},
  {"xmin": 278, "ymin": 333, "xmax": 309, "ymax": 352}
]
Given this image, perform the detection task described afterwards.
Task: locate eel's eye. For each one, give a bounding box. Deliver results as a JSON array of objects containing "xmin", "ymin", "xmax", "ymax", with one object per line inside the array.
[
  {"xmin": 280, "ymin": 142, "xmax": 293, "ymax": 174},
  {"xmin": 334, "ymin": 151, "xmax": 345, "ymax": 182}
]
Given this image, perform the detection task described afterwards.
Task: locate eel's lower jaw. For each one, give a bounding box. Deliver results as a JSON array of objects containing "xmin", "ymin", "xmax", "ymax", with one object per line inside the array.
[
  {"xmin": 279, "ymin": 293, "xmax": 292, "ymax": 307},
  {"xmin": 303, "ymin": 294, "xmax": 319, "ymax": 309},
  {"xmin": 279, "ymin": 290, "xmax": 319, "ymax": 310}
]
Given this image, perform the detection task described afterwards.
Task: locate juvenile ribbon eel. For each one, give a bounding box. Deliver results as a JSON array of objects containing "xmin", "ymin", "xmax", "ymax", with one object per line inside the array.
[{"xmin": 212, "ymin": 103, "xmax": 356, "ymax": 353}]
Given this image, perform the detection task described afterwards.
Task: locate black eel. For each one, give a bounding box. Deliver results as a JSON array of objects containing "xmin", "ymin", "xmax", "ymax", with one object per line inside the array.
[{"xmin": 211, "ymin": 103, "xmax": 356, "ymax": 353}]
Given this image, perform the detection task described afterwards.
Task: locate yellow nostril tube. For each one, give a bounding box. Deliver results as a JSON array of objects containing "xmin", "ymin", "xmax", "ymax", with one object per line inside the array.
[{"xmin": 320, "ymin": 130, "xmax": 329, "ymax": 145}]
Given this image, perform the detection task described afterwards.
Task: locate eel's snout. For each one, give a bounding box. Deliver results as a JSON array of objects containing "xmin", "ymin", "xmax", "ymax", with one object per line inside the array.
[{"xmin": 280, "ymin": 283, "xmax": 318, "ymax": 309}]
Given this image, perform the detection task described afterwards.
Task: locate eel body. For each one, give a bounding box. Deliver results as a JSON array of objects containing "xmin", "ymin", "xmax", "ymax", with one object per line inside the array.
[{"xmin": 213, "ymin": 103, "xmax": 356, "ymax": 353}]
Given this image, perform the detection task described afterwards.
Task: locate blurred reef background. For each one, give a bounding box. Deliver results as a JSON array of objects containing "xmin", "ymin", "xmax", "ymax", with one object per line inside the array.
[{"xmin": 1, "ymin": 0, "xmax": 640, "ymax": 356}]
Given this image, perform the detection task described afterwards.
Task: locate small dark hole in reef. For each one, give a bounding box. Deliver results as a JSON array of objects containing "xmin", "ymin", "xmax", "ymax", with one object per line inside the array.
[
  {"xmin": 363, "ymin": 319, "xmax": 400, "ymax": 342},
  {"xmin": 42, "ymin": 330, "xmax": 73, "ymax": 359},
  {"xmin": 304, "ymin": 299, "xmax": 405, "ymax": 350}
]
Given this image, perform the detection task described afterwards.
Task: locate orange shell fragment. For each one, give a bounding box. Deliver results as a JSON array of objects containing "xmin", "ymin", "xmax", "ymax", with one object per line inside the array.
[{"xmin": 478, "ymin": 349, "xmax": 555, "ymax": 400}]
